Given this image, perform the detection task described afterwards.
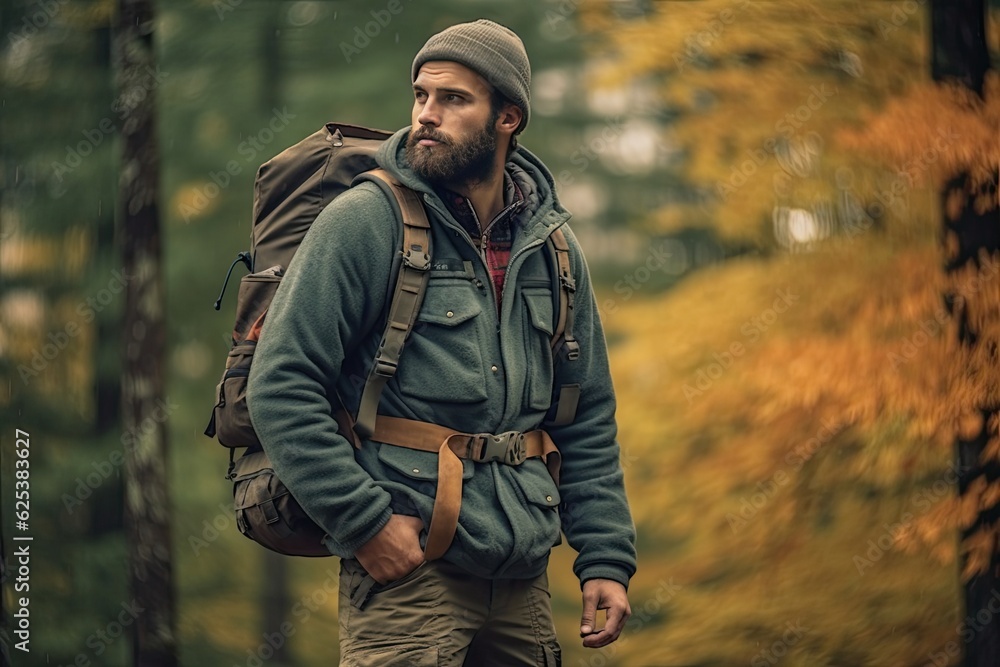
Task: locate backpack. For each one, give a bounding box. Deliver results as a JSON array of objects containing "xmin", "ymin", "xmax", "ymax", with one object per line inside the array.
[{"xmin": 204, "ymin": 122, "xmax": 580, "ymax": 557}]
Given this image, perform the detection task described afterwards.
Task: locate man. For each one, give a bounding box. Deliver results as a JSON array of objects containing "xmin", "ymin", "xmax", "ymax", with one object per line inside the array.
[{"xmin": 247, "ymin": 19, "xmax": 636, "ymax": 666}]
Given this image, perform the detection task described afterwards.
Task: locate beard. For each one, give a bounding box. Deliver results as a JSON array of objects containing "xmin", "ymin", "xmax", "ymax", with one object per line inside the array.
[{"xmin": 405, "ymin": 118, "xmax": 498, "ymax": 188}]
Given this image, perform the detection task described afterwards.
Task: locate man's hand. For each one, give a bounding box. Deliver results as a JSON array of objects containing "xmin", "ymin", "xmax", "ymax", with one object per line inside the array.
[
  {"xmin": 354, "ymin": 513, "xmax": 424, "ymax": 584},
  {"xmin": 580, "ymin": 579, "xmax": 631, "ymax": 649}
]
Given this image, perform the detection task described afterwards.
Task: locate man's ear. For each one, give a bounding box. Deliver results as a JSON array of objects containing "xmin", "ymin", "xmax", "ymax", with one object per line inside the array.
[{"xmin": 497, "ymin": 103, "xmax": 523, "ymax": 135}]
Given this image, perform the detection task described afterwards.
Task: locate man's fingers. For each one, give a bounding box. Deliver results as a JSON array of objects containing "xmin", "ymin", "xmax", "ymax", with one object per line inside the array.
[
  {"xmin": 602, "ymin": 602, "xmax": 627, "ymax": 639},
  {"xmin": 582, "ymin": 626, "xmax": 613, "ymax": 649},
  {"xmin": 580, "ymin": 589, "xmax": 598, "ymax": 636},
  {"xmin": 581, "ymin": 605, "xmax": 626, "ymax": 648},
  {"xmin": 354, "ymin": 513, "xmax": 426, "ymax": 584},
  {"xmin": 580, "ymin": 580, "xmax": 631, "ymax": 649}
]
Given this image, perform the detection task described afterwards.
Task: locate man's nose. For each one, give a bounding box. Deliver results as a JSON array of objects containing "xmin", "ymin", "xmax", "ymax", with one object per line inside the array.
[{"xmin": 417, "ymin": 99, "xmax": 441, "ymax": 127}]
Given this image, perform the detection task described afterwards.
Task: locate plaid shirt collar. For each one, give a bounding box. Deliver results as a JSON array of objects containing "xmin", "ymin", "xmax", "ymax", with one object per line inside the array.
[
  {"xmin": 436, "ymin": 169, "xmax": 527, "ymax": 311},
  {"xmin": 437, "ymin": 169, "xmax": 526, "ymax": 246}
]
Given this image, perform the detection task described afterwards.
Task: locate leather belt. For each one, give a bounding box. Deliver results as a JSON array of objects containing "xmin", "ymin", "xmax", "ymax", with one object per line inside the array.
[{"xmin": 335, "ymin": 410, "xmax": 561, "ymax": 560}]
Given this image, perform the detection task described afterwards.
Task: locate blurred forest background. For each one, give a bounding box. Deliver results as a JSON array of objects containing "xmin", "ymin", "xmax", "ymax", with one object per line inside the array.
[{"xmin": 1, "ymin": 0, "xmax": 999, "ymax": 665}]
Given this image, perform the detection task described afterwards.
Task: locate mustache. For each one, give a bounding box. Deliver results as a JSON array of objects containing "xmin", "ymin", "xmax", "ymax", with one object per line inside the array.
[{"xmin": 411, "ymin": 127, "xmax": 450, "ymax": 144}]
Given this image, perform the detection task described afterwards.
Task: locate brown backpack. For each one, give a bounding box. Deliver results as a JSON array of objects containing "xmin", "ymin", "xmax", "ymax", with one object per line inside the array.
[{"xmin": 204, "ymin": 123, "xmax": 579, "ymax": 557}]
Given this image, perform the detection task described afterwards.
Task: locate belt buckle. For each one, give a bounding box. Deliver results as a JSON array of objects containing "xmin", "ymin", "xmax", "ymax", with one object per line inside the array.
[{"xmin": 472, "ymin": 431, "xmax": 526, "ymax": 465}]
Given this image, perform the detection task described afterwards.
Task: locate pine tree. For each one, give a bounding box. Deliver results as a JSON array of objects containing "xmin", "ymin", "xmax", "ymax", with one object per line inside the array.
[{"xmin": 115, "ymin": 0, "xmax": 177, "ymax": 663}]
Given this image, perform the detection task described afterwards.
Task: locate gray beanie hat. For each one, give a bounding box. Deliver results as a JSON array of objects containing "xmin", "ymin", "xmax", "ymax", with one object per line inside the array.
[{"xmin": 411, "ymin": 19, "xmax": 531, "ymax": 134}]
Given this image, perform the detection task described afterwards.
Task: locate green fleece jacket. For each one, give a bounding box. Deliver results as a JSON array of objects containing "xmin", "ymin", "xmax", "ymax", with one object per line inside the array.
[{"xmin": 246, "ymin": 127, "xmax": 636, "ymax": 588}]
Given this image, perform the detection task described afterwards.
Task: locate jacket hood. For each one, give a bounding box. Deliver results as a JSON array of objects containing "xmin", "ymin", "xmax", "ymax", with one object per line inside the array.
[{"xmin": 375, "ymin": 126, "xmax": 572, "ymax": 235}]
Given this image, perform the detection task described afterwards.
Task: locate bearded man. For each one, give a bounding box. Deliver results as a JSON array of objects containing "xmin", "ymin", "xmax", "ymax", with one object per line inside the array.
[{"xmin": 247, "ymin": 19, "xmax": 636, "ymax": 667}]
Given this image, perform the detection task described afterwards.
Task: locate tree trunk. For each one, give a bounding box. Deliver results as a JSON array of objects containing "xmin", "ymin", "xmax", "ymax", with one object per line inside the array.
[
  {"xmin": 258, "ymin": 7, "xmax": 293, "ymax": 664},
  {"xmin": 114, "ymin": 0, "xmax": 177, "ymax": 664},
  {"xmin": 931, "ymin": 2, "xmax": 1000, "ymax": 665},
  {"xmin": 262, "ymin": 552, "xmax": 292, "ymax": 665}
]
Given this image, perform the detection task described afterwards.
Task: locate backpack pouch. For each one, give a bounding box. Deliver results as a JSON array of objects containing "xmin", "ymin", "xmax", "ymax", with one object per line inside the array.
[
  {"xmin": 231, "ymin": 448, "xmax": 331, "ymax": 557},
  {"xmin": 210, "ymin": 342, "xmax": 262, "ymax": 449}
]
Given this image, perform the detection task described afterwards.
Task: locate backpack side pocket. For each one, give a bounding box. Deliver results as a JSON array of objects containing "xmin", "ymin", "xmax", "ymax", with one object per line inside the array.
[
  {"xmin": 209, "ymin": 342, "xmax": 261, "ymax": 449},
  {"xmin": 232, "ymin": 447, "xmax": 330, "ymax": 557},
  {"xmin": 205, "ymin": 266, "xmax": 283, "ymax": 446}
]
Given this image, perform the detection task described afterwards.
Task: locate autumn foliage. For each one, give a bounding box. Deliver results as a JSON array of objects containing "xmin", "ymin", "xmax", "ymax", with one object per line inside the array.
[{"xmin": 539, "ymin": 1, "xmax": 1000, "ymax": 665}]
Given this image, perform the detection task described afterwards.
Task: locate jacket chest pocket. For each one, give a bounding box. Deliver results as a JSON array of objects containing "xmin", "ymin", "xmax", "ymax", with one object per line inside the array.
[
  {"xmin": 395, "ymin": 281, "xmax": 489, "ymax": 404},
  {"xmin": 522, "ymin": 289, "xmax": 556, "ymax": 411}
]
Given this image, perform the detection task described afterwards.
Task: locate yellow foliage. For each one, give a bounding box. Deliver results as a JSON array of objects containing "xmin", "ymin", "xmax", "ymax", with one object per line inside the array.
[
  {"xmin": 0, "ymin": 226, "xmax": 90, "ymax": 280},
  {"xmin": 171, "ymin": 182, "xmax": 219, "ymax": 223},
  {"xmin": 579, "ymin": 0, "xmax": 930, "ymax": 245}
]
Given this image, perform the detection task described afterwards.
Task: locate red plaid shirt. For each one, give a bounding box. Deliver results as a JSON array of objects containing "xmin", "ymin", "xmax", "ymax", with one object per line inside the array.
[{"xmin": 439, "ymin": 173, "xmax": 525, "ymax": 312}]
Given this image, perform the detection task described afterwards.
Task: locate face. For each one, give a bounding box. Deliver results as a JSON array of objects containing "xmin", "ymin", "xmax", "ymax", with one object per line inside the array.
[{"xmin": 406, "ymin": 61, "xmax": 508, "ymax": 188}]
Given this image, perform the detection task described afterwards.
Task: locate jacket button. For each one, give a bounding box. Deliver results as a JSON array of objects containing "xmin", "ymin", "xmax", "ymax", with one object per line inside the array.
[
  {"xmin": 546, "ymin": 495, "xmax": 553, "ymax": 502},
  {"xmin": 446, "ymin": 310, "xmax": 454, "ymax": 318},
  {"xmin": 412, "ymin": 468, "xmax": 420, "ymax": 474},
  {"xmin": 491, "ymin": 365, "xmax": 498, "ymax": 372}
]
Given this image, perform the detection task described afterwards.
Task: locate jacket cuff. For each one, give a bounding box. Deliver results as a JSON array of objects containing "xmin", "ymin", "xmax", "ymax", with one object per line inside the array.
[
  {"xmin": 324, "ymin": 506, "xmax": 392, "ymax": 557},
  {"xmin": 578, "ymin": 564, "xmax": 632, "ymax": 591}
]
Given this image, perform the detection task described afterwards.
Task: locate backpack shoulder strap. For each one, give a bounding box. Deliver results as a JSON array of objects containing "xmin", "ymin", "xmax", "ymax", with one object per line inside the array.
[
  {"xmin": 353, "ymin": 168, "xmax": 431, "ymax": 439},
  {"xmin": 545, "ymin": 227, "xmax": 581, "ymax": 427},
  {"xmin": 547, "ymin": 227, "xmax": 580, "ymax": 361}
]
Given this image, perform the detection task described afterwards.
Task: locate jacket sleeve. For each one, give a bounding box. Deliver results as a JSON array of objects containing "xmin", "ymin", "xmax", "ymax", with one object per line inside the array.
[
  {"xmin": 246, "ymin": 183, "xmax": 400, "ymax": 557},
  {"xmin": 548, "ymin": 225, "xmax": 637, "ymax": 589}
]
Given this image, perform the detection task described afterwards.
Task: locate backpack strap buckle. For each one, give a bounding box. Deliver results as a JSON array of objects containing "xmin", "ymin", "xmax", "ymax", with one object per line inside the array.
[
  {"xmin": 371, "ymin": 356, "xmax": 398, "ymax": 378},
  {"xmin": 468, "ymin": 431, "xmax": 527, "ymax": 465},
  {"xmin": 402, "ymin": 247, "xmax": 431, "ymax": 271},
  {"xmin": 558, "ymin": 273, "xmax": 576, "ymax": 293}
]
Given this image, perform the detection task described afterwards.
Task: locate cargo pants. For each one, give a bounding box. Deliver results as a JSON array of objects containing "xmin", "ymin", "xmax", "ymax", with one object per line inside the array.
[{"xmin": 338, "ymin": 557, "xmax": 562, "ymax": 666}]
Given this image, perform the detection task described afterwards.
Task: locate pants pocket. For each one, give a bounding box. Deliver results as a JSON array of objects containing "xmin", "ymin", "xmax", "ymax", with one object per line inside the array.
[
  {"xmin": 341, "ymin": 644, "xmax": 439, "ymax": 667},
  {"xmin": 372, "ymin": 560, "xmax": 429, "ymax": 595},
  {"xmin": 347, "ymin": 560, "xmax": 431, "ymax": 611},
  {"xmin": 543, "ymin": 642, "xmax": 562, "ymax": 667}
]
